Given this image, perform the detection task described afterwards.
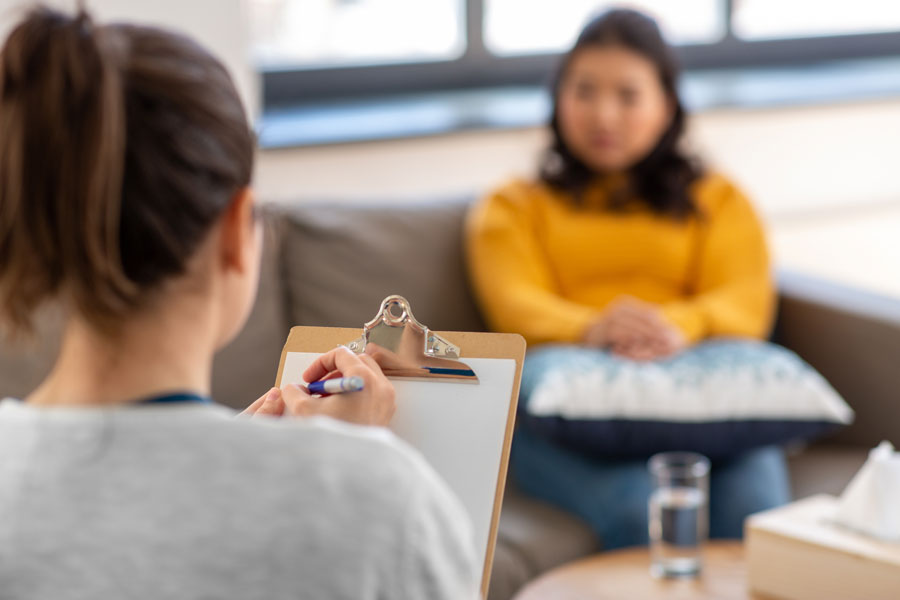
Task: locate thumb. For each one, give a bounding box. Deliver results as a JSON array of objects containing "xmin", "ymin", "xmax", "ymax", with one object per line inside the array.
[{"xmin": 254, "ymin": 387, "xmax": 285, "ymax": 417}]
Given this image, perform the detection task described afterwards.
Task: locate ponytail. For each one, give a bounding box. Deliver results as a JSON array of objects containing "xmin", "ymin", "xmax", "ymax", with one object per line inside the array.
[
  {"xmin": 0, "ymin": 6, "xmax": 254, "ymax": 335},
  {"xmin": 0, "ymin": 7, "xmax": 132, "ymax": 333}
]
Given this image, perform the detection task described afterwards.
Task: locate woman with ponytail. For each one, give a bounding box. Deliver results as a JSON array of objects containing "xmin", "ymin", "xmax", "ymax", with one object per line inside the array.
[{"xmin": 0, "ymin": 6, "xmax": 476, "ymax": 599}]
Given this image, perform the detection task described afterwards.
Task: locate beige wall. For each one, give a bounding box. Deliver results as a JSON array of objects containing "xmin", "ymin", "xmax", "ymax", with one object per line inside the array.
[
  {"xmin": 255, "ymin": 98, "xmax": 900, "ymax": 298},
  {"xmin": 256, "ymin": 99, "xmax": 900, "ymax": 222}
]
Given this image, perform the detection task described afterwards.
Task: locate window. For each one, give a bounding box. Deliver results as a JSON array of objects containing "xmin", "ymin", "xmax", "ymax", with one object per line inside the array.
[
  {"xmin": 249, "ymin": 0, "xmax": 464, "ymax": 69},
  {"xmin": 485, "ymin": 0, "xmax": 725, "ymax": 55},
  {"xmin": 252, "ymin": 0, "xmax": 900, "ymax": 108},
  {"xmin": 733, "ymin": 0, "xmax": 900, "ymax": 40}
]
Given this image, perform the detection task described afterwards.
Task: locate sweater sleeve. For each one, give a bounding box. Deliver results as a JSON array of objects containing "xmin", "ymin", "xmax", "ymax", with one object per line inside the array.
[
  {"xmin": 660, "ymin": 178, "xmax": 776, "ymax": 343},
  {"xmin": 465, "ymin": 185, "xmax": 598, "ymax": 346}
]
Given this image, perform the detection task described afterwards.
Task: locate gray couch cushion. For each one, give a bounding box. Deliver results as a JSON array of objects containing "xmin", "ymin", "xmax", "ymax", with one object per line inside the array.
[
  {"xmin": 277, "ymin": 198, "xmax": 486, "ymax": 333},
  {"xmin": 487, "ymin": 542, "xmax": 533, "ymax": 600},
  {"xmin": 786, "ymin": 442, "xmax": 868, "ymax": 499},
  {"xmin": 488, "ymin": 486, "xmax": 600, "ymax": 600},
  {"xmin": 212, "ymin": 211, "xmax": 291, "ymax": 409}
]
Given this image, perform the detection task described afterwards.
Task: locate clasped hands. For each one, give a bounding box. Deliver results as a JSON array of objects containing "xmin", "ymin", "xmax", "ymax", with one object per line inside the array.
[{"xmin": 582, "ymin": 296, "xmax": 686, "ymax": 361}]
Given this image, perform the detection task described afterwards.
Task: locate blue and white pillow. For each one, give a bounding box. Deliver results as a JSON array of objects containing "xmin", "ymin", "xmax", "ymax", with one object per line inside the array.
[{"xmin": 519, "ymin": 339, "xmax": 854, "ymax": 460}]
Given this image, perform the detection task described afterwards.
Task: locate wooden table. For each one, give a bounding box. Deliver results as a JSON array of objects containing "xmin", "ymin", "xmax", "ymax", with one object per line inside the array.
[{"xmin": 513, "ymin": 542, "xmax": 772, "ymax": 600}]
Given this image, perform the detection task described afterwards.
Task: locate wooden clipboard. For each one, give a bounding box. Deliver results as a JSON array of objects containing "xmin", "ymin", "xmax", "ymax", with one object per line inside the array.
[{"xmin": 275, "ymin": 319, "xmax": 525, "ymax": 598}]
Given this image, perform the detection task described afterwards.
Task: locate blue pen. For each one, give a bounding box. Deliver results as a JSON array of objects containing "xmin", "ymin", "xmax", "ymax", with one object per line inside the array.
[{"xmin": 306, "ymin": 376, "xmax": 365, "ymax": 396}]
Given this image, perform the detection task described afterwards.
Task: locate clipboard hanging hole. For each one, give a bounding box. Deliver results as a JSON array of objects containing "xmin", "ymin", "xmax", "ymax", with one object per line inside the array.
[{"xmin": 386, "ymin": 300, "xmax": 407, "ymax": 324}]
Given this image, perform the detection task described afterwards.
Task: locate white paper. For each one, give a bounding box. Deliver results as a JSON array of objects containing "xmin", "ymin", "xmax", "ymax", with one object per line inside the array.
[
  {"xmin": 835, "ymin": 441, "xmax": 900, "ymax": 541},
  {"xmin": 281, "ymin": 352, "xmax": 518, "ymax": 574}
]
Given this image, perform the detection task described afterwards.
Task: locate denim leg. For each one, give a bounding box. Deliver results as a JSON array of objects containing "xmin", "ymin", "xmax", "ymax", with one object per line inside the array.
[
  {"xmin": 512, "ymin": 428, "xmax": 792, "ymax": 548},
  {"xmin": 709, "ymin": 445, "xmax": 792, "ymax": 539},
  {"xmin": 510, "ymin": 427, "xmax": 653, "ymax": 550}
]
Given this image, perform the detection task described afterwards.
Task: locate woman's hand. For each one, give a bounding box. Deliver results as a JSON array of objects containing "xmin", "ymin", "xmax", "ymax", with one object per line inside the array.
[
  {"xmin": 583, "ymin": 297, "xmax": 686, "ymax": 361},
  {"xmin": 241, "ymin": 346, "xmax": 396, "ymax": 426},
  {"xmin": 282, "ymin": 345, "xmax": 396, "ymax": 427},
  {"xmin": 610, "ymin": 330, "xmax": 685, "ymax": 361},
  {"xmin": 242, "ymin": 387, "xmax": 286, "ymax": 417}
]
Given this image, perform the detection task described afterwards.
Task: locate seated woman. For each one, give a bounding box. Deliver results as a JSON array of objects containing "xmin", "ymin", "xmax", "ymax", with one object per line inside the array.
[
  {"xmin": 0, "ymin": 7, "xmax": 476, "ymax": 599},
  {"xmin": 466, "ymin": 9, "xmax": 790, "ymax": 549}
]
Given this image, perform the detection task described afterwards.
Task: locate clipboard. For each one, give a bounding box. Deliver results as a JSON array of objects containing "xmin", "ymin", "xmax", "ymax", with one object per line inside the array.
[{"xmin": 274, "ymin": 296, "xmax": 525, "ymax": 597}]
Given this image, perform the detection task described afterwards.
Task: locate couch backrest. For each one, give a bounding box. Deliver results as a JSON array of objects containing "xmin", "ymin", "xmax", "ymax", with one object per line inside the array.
[
  {"xmin": 774, "ymin": 271, "xmax": 900, "ymax": 447},
  {"xmin": 276, "ymin": 196, "xmax": 486, "ymax": 333},
  {"xmin": 212, "ymin": 213, "xmax": 291, "ymax": 408}
]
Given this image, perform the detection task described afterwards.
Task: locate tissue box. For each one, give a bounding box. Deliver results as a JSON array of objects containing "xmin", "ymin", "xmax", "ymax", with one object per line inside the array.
[{"xmin": 746, "ymin": 495, "xmax": 900, "ymax": 600}]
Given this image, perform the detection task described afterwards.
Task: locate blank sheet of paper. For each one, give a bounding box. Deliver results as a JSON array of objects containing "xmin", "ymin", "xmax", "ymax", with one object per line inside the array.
[{"xmin": 281, "ymin": 352, "xmax": 517, "ymax": 571}]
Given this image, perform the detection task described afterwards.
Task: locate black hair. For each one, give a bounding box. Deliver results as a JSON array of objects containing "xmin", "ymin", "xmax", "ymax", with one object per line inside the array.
[{"xmin": 539, "ymin": 8, "xmax": 702, "ymax": 217}]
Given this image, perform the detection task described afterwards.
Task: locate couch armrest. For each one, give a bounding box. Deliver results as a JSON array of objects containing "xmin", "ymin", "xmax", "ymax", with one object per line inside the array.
[{"xmin": 774, "ymin": 270, "xmax": 900, "ymax": 447}]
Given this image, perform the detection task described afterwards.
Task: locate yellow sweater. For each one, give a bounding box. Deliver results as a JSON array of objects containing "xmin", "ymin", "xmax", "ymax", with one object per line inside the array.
[{"xmin": 465, "ymin": 174, "xmax": 775, "ymax": 347}]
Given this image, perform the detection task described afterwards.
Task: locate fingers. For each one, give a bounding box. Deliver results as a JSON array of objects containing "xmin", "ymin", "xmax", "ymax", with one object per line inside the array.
[
  {"xmin": 358, "ymin": 352, "xmax": 386, "ymax": 374},
  {"xmin": 242, "ymin": 387, "xmax": 281, "ymax": 415},
  {"xmin": 658, "ymin": 326, "xmax": 687, "ymax": 357},
  {"xmin": 243, "ymin": 346, "xmax": 399, "ymax": 427},
  {"xmin": 609, "ymin": 298, "xmax": 666, "ymax": 325},
  {"xmin": 590, "ymin": 297, "xmax": 688, "ymax": 361},
  {"xmin": 604, "ymin": 298, "xmax": 685, "ymax": 350},
  {"xmin": 291, "ymin": 367, "xmax": 396, "ymax": 427},
  {"xmin": 612, "ymin": 342, "xmax": 663, "ymax": 362},
  {"xmin": 301, "ymin": 349, "xmax": 338, "ymax": 383},
  {"xmin": 302, "ymin": 346, "xmax": 367, "ymax": 383},
  {"xmin": 281, "ymin": 382, "xmax": 312, "ymax": 403},
  {"xmin": 361, "ymin": 343, "xmax": 402, "ymax": 371},
  {"xmin": 281, "ymin": 382, "xmax": 319, "ymax": 417},
  {"xmin": 242, "ymin": 388, "xmax": 274, "ymax": 415},
  {"xmin": 584, "ymin": 308, "xmax": 667, "ymax": 349},
  {"xmin": 243, "ymin": 387, "xmax": 285, "ymax": 417},
  {"xmin": 582, "ymin": 317, "xmax": 607, "ymax": 347},
  {"xmin": 612, "ymin": 331, "xmax": 686, "ymax": 361},
  {"xmin": 605, "ymin": 312, "xmax": 663, "ymax": 343},
  {"xmin": 359, "ymin": 344, "xmax": 381, "ymax": 366}
]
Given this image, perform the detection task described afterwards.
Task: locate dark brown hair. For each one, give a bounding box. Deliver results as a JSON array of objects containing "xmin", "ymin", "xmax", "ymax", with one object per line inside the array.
[
  {"xmin": 540, "ymin": 8, "xmax": 702, "ymax": 216},
  {"xmin": 0, "ymin": 6, "xmax": 254, "ymax": 335}
]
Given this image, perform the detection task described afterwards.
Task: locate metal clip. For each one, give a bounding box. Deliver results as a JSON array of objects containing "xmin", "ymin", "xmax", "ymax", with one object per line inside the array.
[{"xmin": 347, "ymin": 295, "xmax": 476, "ymax": 381}]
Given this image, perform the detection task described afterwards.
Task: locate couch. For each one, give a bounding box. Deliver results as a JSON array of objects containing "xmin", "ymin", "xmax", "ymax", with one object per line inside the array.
[{"xmin": 3, "ymin": 197, "xmax": 899, "ymax": 600}]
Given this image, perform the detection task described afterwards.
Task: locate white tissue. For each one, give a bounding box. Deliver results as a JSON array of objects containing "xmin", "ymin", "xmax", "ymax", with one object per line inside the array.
[{"xmin": 834, "ymin": 441, "xmax": 900, "ymax": 542}]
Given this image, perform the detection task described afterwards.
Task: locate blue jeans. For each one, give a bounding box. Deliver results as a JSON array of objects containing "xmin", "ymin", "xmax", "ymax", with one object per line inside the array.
[{"xmin": 510, "ymin": 426, "xmax": 791, "ymax": 550}]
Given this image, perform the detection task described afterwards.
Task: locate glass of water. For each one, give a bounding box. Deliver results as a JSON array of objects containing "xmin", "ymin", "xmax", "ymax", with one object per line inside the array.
[{"xmin": 647, "ymin": 451, "xmax": 710, "ymax": 578}]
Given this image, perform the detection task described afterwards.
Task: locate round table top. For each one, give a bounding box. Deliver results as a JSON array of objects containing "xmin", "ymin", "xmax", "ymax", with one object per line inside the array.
[{"xmin": 513, "ymin": 541, "xmax": 769, "ymax": 600}]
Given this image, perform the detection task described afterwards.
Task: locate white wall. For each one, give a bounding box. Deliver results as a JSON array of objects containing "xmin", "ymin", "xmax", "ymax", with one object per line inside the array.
[{"xmin": 0, "ymin": 0, "xmax": 258, "ymax": 117}]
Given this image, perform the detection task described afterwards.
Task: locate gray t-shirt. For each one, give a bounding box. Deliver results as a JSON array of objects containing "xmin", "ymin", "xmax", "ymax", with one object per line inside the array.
[{"xmin": 0, "ymin": 399, "xmax": 479, "ymax": 599}]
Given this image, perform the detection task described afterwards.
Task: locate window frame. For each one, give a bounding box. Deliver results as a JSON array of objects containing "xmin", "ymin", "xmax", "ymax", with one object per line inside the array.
[{"xmin": 261, "ymin": 0, "xmax": 900, "ymax": 107}]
